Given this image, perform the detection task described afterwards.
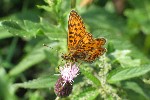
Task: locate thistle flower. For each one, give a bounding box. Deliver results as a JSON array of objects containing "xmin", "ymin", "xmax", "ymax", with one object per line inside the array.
[
  {"xmin": 54, "ymin": 63, "xmax": 79, "ymax": 97},
  {"xmin": 59, "ymin": 63, "xmax": 79, "ymax": 83}
]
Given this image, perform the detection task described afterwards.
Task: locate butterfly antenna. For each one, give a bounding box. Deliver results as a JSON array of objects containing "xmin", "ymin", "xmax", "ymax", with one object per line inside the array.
[
  {"xmin": 43, "ymin": 43, "xmax": 63, "ymax": 54},
  {"xmin": 43, "ymin": 44, "xmax": 53, "ymax": 49},
  {"xmin": 43, "ymin": 44, "xmax": 66, "ymax": 70},
  {"xmin": 78, "ymin": 61, "xmax": 82, "ymax": 67},
  {"xmin": 58, "ymin": 59, "xmax": 64, "ymax": 70}
]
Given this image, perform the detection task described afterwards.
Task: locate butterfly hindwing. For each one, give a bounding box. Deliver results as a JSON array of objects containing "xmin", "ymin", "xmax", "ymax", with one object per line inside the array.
[{"xmin": 72, "ymin": 38, "xmax": 106, "ymax": 62}]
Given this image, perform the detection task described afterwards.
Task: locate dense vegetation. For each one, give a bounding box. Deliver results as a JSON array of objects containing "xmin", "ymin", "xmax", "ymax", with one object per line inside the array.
[{"xmin": 0, "ymin": 0, "xmax": 150, "ymax": 100}]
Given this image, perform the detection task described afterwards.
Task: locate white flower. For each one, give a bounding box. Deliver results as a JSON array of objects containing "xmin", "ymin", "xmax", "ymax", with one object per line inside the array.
[{"xmin": 60, "ymin": 63, "xmax": 79, "ymax": 83}]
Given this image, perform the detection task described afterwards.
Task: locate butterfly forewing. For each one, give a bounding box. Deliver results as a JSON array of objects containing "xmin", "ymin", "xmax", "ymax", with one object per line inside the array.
[{"xmin": 68, "ymin": 10, "xmax": 86, "ymax": 51}]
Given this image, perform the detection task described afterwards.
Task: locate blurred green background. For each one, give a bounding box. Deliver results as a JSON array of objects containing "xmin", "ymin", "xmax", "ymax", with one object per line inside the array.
[{"xmin": 0, "ymin": 0, "xmax": 150, "ymax": 100}]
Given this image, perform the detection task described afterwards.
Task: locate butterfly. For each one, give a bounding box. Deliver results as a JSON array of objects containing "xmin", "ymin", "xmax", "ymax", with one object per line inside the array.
[{"xmin": 61, "ymin": 10, "xmax": 106, "ymax": 62}]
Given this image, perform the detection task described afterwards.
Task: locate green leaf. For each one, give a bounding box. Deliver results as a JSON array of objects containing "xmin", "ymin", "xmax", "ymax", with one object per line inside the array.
[
  {"xmin": 37, "ymin": 5, "xmax": 53, "ymax": 12},
  {"xmin": 28, "ymin": 91, "xmax": 44, "ymax": 100},
  {"xmin": 0, "ymin": 26, "xmax": 13, "ymax": 39},
  {"xmin": 80, "ymin": 66, "xmax": 101, "ymax": 87},
  {"xmin": 37, "ymin": 0, "xmax": 54, "ymax": 12},
  {"xmin": 0, "ymin": 68, "xmax": 15, "ymax": 100},
  {"xmin": 82, "ymin": 6, "xmax": 125, "ymax": 35},
  {"xmin": 124, "ymin": 82, "xmax": 149, "ymax": 99},
  {"xmin": 2, "ymin": 20, "xmax": 24, "ymax": 30},
  {"xmin": 9, "ymin": 45, "xmax": 46, "ymax": 76},
  {"xmin": 23, "ymin": 20, "xmax": 42, "ymax": 37},
  {"xmin": 111, "ymin": 50, "xmax": 141, "ymax": 67},
  {"xmin": 143, "ymin": 78, "xmax": 150, "ymax": 84},
  {"xmin": 125, "ymin": 0, "xmax": 150, "ymax": 35},
  {"xmin": 13, "ymin": 75, "xmax": 58, "ymax": 89},
  {"xmin": 107, "ymin": 64, "xmax": 150, "ymax": 83},
  {"xmin": 1, "ymin": 20, "xmax": 26, "ymax": 35},
  {"xmin": 42, "ymin": 23, "xmax": 66, "ymax": 39},
  {"xmin": 1, "ymin": 20, "xmax": 42, "ymax": 38},
  {"xmin": 73, "ymin": 87, "xmax": 99, "ymax": 100}
]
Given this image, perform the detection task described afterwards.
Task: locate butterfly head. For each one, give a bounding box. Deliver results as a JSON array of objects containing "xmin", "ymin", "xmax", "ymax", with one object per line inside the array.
[
  {"xmin": 61, "ymin": 53, "xmax": 78, "ymax": 62},
  {"xmin": 61, "ymin": 53, "xmax": 72, "ymax": 60}
]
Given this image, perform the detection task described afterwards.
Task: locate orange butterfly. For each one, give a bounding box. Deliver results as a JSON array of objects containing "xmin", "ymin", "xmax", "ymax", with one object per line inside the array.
[{"xmin": 61, "ymin": 10, "xmax": 106, "ymax": 62}]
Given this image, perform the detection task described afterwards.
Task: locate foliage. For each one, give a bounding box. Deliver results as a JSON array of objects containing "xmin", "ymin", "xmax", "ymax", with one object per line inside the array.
[{"xmin": 0, "ymin": 0, "xmax": 150, "ymax": 100}]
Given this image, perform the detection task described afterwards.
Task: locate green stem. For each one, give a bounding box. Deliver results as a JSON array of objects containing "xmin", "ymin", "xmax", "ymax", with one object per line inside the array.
[
  {"xmin": 6, "ymin": 37, "xmax": 18, "ymax": 63},
  {"xmin": 71, "ymin": 0, "xmax": 76, "ymax": 9}
]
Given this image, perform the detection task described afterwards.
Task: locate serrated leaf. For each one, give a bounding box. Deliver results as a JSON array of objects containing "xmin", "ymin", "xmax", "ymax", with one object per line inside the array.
[
  {"xmin": 0, "ymin": 26, "xmax": 13, "ymax": 39},
  {"xmin": 1, "ymin": 20, "xmax": 42, "ymax": 38},
  {"xmin": 13, "ymin": 75, "xmax": 58, "ymax": 89},
  {"xmin": 80, "ymin": 67, "xmax": 101, "ymax": 87},
  {"xmin": 111, "ymin": 50, "xmax": 141, "ymax": 67},
  {"xmin": 23, "ymin": 20, "xmax": 42, "ymax": 36},
  {"xmin": 1, "ymin": 20, "xmax": 27, "ymax": 36},
  {"xmin": 82, "ymin": 7, "xmax": 125, "ymax": 35},
  {"xmin": 41, "ymin": 19, "xmax": 67, "ymax": 40},
  {"xmin": 143, "ymin": 78, "xmax": 150, "ymax": 84},
  {"xmin": 73, "ymin": 87, "xmax": 99, "ymax": 100},
  {"xmin": 28, "ymin": 91, "xmax": 44, "ymax": 100},
  {"xmin": 2, "ymin": 20, "xmax": 24, "ymax": 30},
  {"xmin": 37, "ymin": 5, "xmax": 53, "ymax": 12},
  {"xmin": 9, "ymin": 46, "xmax": 46, "ymax": 76},
  {"xmin": 107, "ymin": 64, "xmax": 150, "ymax": 83},
  {"xmin": 125, "ymin": 0, "xmax": 150, "ymax": 35},
  {"xmin": 42, "ymin": 24, "xmax": 66, "ymax": 39},
  {"xmin": 124, "ymin": 82, "xmax": 149, "ymax": 99}
]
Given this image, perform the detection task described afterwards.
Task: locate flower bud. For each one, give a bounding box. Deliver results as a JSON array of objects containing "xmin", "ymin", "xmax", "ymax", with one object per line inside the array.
[{"xmin": 54, "ymin": 76, "xmax": 73, "ymax": 97}]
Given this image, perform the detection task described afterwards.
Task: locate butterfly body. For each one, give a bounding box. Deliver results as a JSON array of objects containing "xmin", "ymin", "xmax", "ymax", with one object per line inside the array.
[{"xmin": 62, "ymin": 10, "xmax": 106, "ymax": 62}]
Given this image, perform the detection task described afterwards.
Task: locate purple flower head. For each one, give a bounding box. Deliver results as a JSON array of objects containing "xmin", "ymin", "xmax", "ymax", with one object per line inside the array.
[
  {"xmin": 54, "ymin": 76, "xmax": 73, "ymax": 97},
  {"xmin": 60, "ymin": 63, "xmax": 79, "ymax": 83}
]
